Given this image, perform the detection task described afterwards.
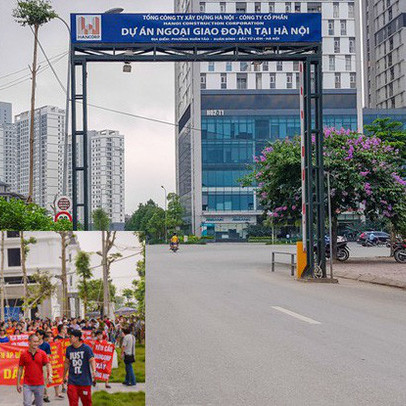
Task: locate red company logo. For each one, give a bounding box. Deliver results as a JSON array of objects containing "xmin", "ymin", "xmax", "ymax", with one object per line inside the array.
[{"xmin": 77, "ymin": 15, "xmax": 102, "ymax": 41}]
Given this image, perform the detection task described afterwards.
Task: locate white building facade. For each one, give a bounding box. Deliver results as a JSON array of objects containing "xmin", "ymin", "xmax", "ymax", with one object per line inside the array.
[
  {"xmin": 14, "ymin": 106, "xmax": 65, "ymax": 211},
  {"xmin": 1, "ymin": 231, "xmax": 83, "ymax": 320}
]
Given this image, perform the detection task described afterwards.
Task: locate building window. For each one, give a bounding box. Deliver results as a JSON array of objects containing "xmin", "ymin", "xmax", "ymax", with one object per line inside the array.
[
  {"xmin": 269, "ymin": 2, "xmax": 275, "ymax": 12},
  {"xmin": 270, "ymin": 73, "xmax": 276, "ymax": 88},
  {"xmin": 328, "ymin": 20, "xmax": 334, "ymax": 35},
  {"xmin": 335, "ymin": 72, "xmax": 341, "ymax": 89},
  {"xmin": 334, "ymin": 37, "xmax": 340, "ymax": 53},
  {"xmin": 236, "ymin": 2, "xmax": 246, "ymax": 13},
  {"xmin": 345, "ymin": 55, "xmax": 351, "ymax": 71},
  {"xmin": 333, "ymin": 2, "xmax": 339, "ymax": 18},
  {"xmin": 221, "ymin": 73, "xmax": 227, "ymax": 89},
  {"xmin": 349, "ymin": 37, "xmax": 355, "ymax": 53},
  {"xmin": 226, "ymin": 61, "xmax": 232, "ymax": 72},
  {"xmin": 277, "ymin": 61, "xmax": 283, "ymax": 71},
  {"xmin": 329, "ymin": 55, "xmax": 335, "ymax": 71},
  {"xmin": 294, "ymin": 2, "xmax": 301, "ymax": 12},
  {"xmin": 285, "ymin": 2, "xmax": 291, "ymax": 12},
  {"xmin": 200, "ymin": 73, "xmax": 206, "ymax": 89},
  {"xmin": 8, "ymin": 248, "xmax": 21, "ymax": 267},
  {"xmin": 293, "ymin": 61, "xmax": 299, "ymax": 71},
  {"xmin": 255, "ymin": 2, "xmax": 261, "ymax": 12},
  {"xmin": 256, "ymin": 73, "xmax": 263, "ymax": 89},
  {"xmin": 340, "ymin": 20, "xmax": 347, "ymax": 35},
  {"xmin": 263, "ymin": 61, "xmax": 269, "ymax": 71},
  {"xmin": 286, "ymin": 73, "xmax": 293, "ymax": 89},
  {"xmin": 240, "ymin": 62, "xmax": 249, "ymax": 71},
  {"xmin": 199, "ymin": 2, "xmax": 205, "ymax": 12},
  {"xmin": 6, "ymin": 231, "xmax": 20, "ymax": 238},
  {"xmin": 237, "ymin": 73, "xmax": 247, "ymax": 89},
  {"xmin": 295, "ymin": 72, "xmax": 300, "ymax": 89},
  {"xmin": 220, "ymin": 2, "xmax": 226, "ymax": 12},
  {"xmin": 350, "ymin": 72, "xmax": 356, "ymax": 88},
  {"xmin": 348, "ymin": 2, "xmax": 354, "ymax": 18},
  {"xmin": 208, "ymin": 61, "xmax": 215, "ymax": 72}
]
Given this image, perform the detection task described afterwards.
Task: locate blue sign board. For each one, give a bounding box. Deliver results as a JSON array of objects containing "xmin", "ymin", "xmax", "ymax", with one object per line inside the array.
[
  {"xmin": 5, "ymin": 306, "xmax": 21, "ymax": 321},
  {"xmin": 71, "ymin": 13, "xmax": 321, "ymax": 44}
]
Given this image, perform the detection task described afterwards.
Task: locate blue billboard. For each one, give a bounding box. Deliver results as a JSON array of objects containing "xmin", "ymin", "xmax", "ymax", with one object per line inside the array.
[{"xmin": 71, "ymin": 13, "xmax": 321, "ymax": 44}]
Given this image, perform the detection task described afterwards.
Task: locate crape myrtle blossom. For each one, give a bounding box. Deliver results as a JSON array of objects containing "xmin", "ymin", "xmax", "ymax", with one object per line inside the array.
[{"xmin": 242, "ymin": 127, "xmax": 406, "ymax": 235}]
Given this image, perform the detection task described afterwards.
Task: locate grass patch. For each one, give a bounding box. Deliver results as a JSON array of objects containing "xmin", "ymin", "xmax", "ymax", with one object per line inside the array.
[
  {"xmin": 108, "ymin": 345, "xmax": 145, "ymax": 383},
  {"xmin": 92, "ymin": 391, "xmax": 145, "ymax": 406}
]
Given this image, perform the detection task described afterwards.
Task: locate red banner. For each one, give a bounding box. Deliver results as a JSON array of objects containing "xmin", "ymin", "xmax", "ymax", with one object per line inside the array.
[
  {"xmin": 9, "ymin": 335, "xmax": 30, "ymax": 347},
  {"xmin": 48, "ymin": 342, "xmax": 64, "ymax": 387},
  {"xmin": 0, "ymin": 344, "xmax": 22, "ymax": 385},
  {"xmin": 81, "ymin": 330, "xmax": 93, "ymax": 340},
  {"xmin": 85, "ymin": 340, "xmax": 115, "ymax": 382}
]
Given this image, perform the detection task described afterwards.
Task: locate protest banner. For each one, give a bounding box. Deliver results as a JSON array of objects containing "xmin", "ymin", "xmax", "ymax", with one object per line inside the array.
[
  {"xmin": 48, "ymin": 341, "xmax": 64, "ymax": 387},
  {"xmin": 0, "ymin": 344, "xmax": 22, "ymax": 385},
  {"xmin": 85, "ymin": 340, "xmax": 115, "ymax": 382},
  {"xmin": 9, "ymin": 334, "xmax": 30, "ymax": 347}
]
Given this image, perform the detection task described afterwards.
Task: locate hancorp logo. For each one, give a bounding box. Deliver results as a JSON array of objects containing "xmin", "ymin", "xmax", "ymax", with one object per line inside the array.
[{"xmin": 76, "ymin": 15, "xmax": 102, "ymax": 41}]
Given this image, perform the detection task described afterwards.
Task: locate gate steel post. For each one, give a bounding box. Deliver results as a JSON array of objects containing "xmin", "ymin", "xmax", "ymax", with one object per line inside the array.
[
  {"xmin": 82, "ymin": 62, "xmax": 89, "ymax": 231},
  {"xmin": 71, "ymin": 52, "xmax": 77, "ymax": 230}
]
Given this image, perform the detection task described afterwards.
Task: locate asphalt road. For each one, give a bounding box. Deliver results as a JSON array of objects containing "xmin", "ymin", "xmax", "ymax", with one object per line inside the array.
[{"xmin": 147, "ymin": 243, "xmax": 406, "ymax": 406}]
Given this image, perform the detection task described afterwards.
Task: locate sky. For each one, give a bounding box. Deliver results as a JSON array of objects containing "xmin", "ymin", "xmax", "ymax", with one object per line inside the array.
[
  {"xmin": 0, "ymin": 0, "xmax": 176, "ymax": 215},
  {"xmin": 75, "ymin": 231, "xmax": 142, "ymax": 295}
]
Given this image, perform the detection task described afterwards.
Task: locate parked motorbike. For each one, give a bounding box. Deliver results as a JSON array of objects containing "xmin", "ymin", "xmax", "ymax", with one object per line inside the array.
[
  {"xmin": 170, "ymin": 242, "xmax": 179, "ymax": 253},
  {"xmin": 394, "ymin": 241, "xmax": 406, "ymax": 263},
  {"xmin": 325, "ymin": 241, "xmax": 350, "ymax": 262}
]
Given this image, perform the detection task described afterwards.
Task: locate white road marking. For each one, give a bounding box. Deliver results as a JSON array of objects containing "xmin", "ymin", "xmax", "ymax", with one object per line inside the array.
[{"xmin": 272, "ymin": 306, "xmax": 321, "ymax": 325}]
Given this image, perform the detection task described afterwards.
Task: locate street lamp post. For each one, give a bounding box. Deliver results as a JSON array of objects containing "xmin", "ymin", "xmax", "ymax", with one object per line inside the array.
[{"xmin": 161, "ymin": 186, "xmax": 167, "ymax": 243}]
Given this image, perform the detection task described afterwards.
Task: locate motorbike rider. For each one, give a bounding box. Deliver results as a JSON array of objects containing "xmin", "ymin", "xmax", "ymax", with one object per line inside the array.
[{"xmin": 170, "ymin": 233, "xmax": 180, "ymax": 250}]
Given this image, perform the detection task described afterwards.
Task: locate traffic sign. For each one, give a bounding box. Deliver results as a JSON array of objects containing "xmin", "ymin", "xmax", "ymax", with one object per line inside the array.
[
  {"xmin": 56, "ymin": 196, "xmax": 72, "ymax": 212},
  {"xmin": 55, "ymin": 211, "xmax": 73, "ymax": 222}
]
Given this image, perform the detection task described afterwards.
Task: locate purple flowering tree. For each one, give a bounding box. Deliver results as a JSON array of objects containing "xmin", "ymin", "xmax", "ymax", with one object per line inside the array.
[{"xmin": 242, "ymin": 128, "xmax": 406, "ymax": 257}]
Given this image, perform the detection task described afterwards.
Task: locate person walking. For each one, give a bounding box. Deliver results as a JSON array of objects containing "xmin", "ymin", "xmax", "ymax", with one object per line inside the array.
[
  {"xmin": 37, "ymin": 330, "xmax": 51, "ymax": 403},
  {"xmin": 63, "ymin": 330, "xmax": 96, "ymax": 406},
  {"xmin": 16, "ymin": 334, "xmax": 52, "ymax": 406},
  {"xmin": 0, "ymin": 328, "xmax": 9, "ymax": 343},
  {"xmin": 121, "ymin": 328, "xmax": 136, "ymax": 386}
]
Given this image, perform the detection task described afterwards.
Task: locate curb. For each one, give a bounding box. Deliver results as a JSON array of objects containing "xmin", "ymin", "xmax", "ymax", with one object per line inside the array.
[{"xmin": 334, "ymin": 271, "xmax": 406, "ymax": 290}]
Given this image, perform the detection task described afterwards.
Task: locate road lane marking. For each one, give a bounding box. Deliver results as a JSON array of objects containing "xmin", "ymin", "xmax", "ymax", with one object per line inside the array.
[{"xmin": 272, "ymin": 306, "xmax": 321, "ymax": 325}]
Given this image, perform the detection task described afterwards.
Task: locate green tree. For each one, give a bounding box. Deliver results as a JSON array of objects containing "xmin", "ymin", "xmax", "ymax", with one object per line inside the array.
[
  {"xmin": 13, "ymin": 0, "xmax": 57, "ymax": 201},
  {"xmin": 243, "ymin": 128, "xmax": 406, "ymax": 256},
  {"xmin": 82, "ymin": 279, "xmax": 116, "ymax": 313},
  {"xmin": 126, "ymin": 200, "xmax": 160, "ymax": 232},
  {"xmin": 364, "ymin": 118, "xmax": 406, "ymax": 171},
  {"xmin": 146, "ymin": 209, "xmax": 166, "ymax": 241},
  {"xmin": 25, "ymin": 270, "xmax": 57, "ymax": 312},
  {"xmin": 0, "ymin": 198, "xmax": 73, "ymax": 231},
  {"xmin": 166, "ymin": 193, "xmax": 184, "ymax": 234},
  {"xmin": 92, "ymin": 208, "xmax": 110, "ymax": 231},
  {"xmin": 122, "ymin": 288, "xmax": 135, "ymax": 305},
  {"xmin": 75, "ymin": 251, "xmax": 93, "ymax": 315}
]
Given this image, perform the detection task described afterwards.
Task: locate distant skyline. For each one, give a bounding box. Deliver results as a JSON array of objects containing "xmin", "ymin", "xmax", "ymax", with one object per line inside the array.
[{"xmin": 0, "ymin": 0, "xmax": 176, "ymax": 215}]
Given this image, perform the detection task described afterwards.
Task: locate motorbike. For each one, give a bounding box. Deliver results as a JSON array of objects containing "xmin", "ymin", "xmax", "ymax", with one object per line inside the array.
[
  {"xmin": 325, "ymin": 241, "xmax": 350, "ymax": 262},
  {"xmin": 394, "ymin": 241, "xmax": 406, "ymax": 263},
  {"xmin": 170, "ymin": 242, "xmax": 179, "ymax": 253}
]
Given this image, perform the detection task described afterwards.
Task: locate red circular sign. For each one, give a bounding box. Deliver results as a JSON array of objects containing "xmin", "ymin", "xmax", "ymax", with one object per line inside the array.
[
  {"xmin": 57, "ymin": 196, "xmax": 72, "ymax": 211},
  {"xmin": 55, "ymin": 211, "xmax": 73, "ymax": 222}
]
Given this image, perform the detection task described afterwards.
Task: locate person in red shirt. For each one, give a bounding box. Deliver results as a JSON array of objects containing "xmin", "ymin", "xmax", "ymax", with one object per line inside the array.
[{"xmin": 17, "ymin": 334, "xmax": 52, "ymax": 406}]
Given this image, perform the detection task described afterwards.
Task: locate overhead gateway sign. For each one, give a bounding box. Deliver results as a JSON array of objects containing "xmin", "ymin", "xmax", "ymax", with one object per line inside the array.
[{"xmin": 71, "ymin": 13, "xmax": 321, "ymax": 44}]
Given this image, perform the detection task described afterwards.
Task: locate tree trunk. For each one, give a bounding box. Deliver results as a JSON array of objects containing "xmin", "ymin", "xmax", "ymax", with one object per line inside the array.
[
  {"xmin": 0, "ymin": 232, "xmax": 5, "ymax": 321},
  {"xmin": 28, "ymin": 25, "xmax": 39, "ymax": 202},
  {"xmin": 331, "ymin": 216, "xmax": 338, "ymax": 261},
  {"xmin": 20, "ymin": 232, "xmax": 28, "ymax": 318},
  {"xmin": 102, "ymin": 231, "xmax": 108, "ymax": 318},
  {"xmin": 60, "ymin": 232, "xmax": 70, "ymax": 317}
]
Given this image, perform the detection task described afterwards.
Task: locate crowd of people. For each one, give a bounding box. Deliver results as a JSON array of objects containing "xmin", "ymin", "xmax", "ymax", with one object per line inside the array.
[{"xmin": 0, "ymin": 314, "xmax": 145, "ymax": 406}]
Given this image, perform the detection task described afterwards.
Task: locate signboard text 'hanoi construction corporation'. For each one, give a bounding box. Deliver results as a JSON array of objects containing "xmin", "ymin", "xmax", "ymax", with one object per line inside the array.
[{"xmin": 71, "ymin": 13, "xmax": 321, "ymax": 44}]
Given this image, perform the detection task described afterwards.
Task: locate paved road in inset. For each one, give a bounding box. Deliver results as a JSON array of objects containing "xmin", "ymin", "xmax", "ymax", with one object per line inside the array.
[{"xmin": 147, "ymin": 243, "xmax": 406, "ymax": 406}]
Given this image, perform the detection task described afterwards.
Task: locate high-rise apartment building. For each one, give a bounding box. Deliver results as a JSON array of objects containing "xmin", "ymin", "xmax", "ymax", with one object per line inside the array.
[
  {"xmin": 362, "ymin": 0, "xmax": 406, "ymax": 108},
  {"xmin": 175, "ymin": 0, "xmax": 363, "ymax": 239},
  {"xmin": 88, "ymin": 130, "xmax": 125, "ymax": 230},
  {"xmin": 14, "ymin": 106, "xmax": 65, "ymax": 210},
  {"xmin": 0, "ymin": 102, "xmax": 12, "ymax": 125},
  {"xmin": 0, "ymin": 123, "xmax": 17, "ymax": 190}
]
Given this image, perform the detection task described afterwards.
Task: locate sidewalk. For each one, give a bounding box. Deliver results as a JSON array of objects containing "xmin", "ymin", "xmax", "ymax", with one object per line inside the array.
[
  {"xmin": 0, "ymin": 383, "xmax": 145, "ymax": 406},
  {"xmin": 332, "ymin": 257, "xmax": 406, "ymax": 289}
]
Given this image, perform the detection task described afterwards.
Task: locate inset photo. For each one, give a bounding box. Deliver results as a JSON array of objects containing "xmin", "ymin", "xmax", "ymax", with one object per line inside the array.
[{"xmin": 0, "ymin": 231, "xmax": 145, "ymax": 406}]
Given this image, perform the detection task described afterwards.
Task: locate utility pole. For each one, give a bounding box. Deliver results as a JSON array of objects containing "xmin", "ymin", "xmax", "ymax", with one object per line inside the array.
[
  {"xmin": 102, "ymin": 231, "xmax": 109, "ymax": 318},
  {"xmin": 0, "ymin": 232, "xmax": 5, "ymax": 321},
  {"xmin": 59, "ymin": 232, "xmax": 70, "ymax": 317},
  {"xmin": 20, "ymin": 232, "xmax": 28, "ymax": 319}
]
